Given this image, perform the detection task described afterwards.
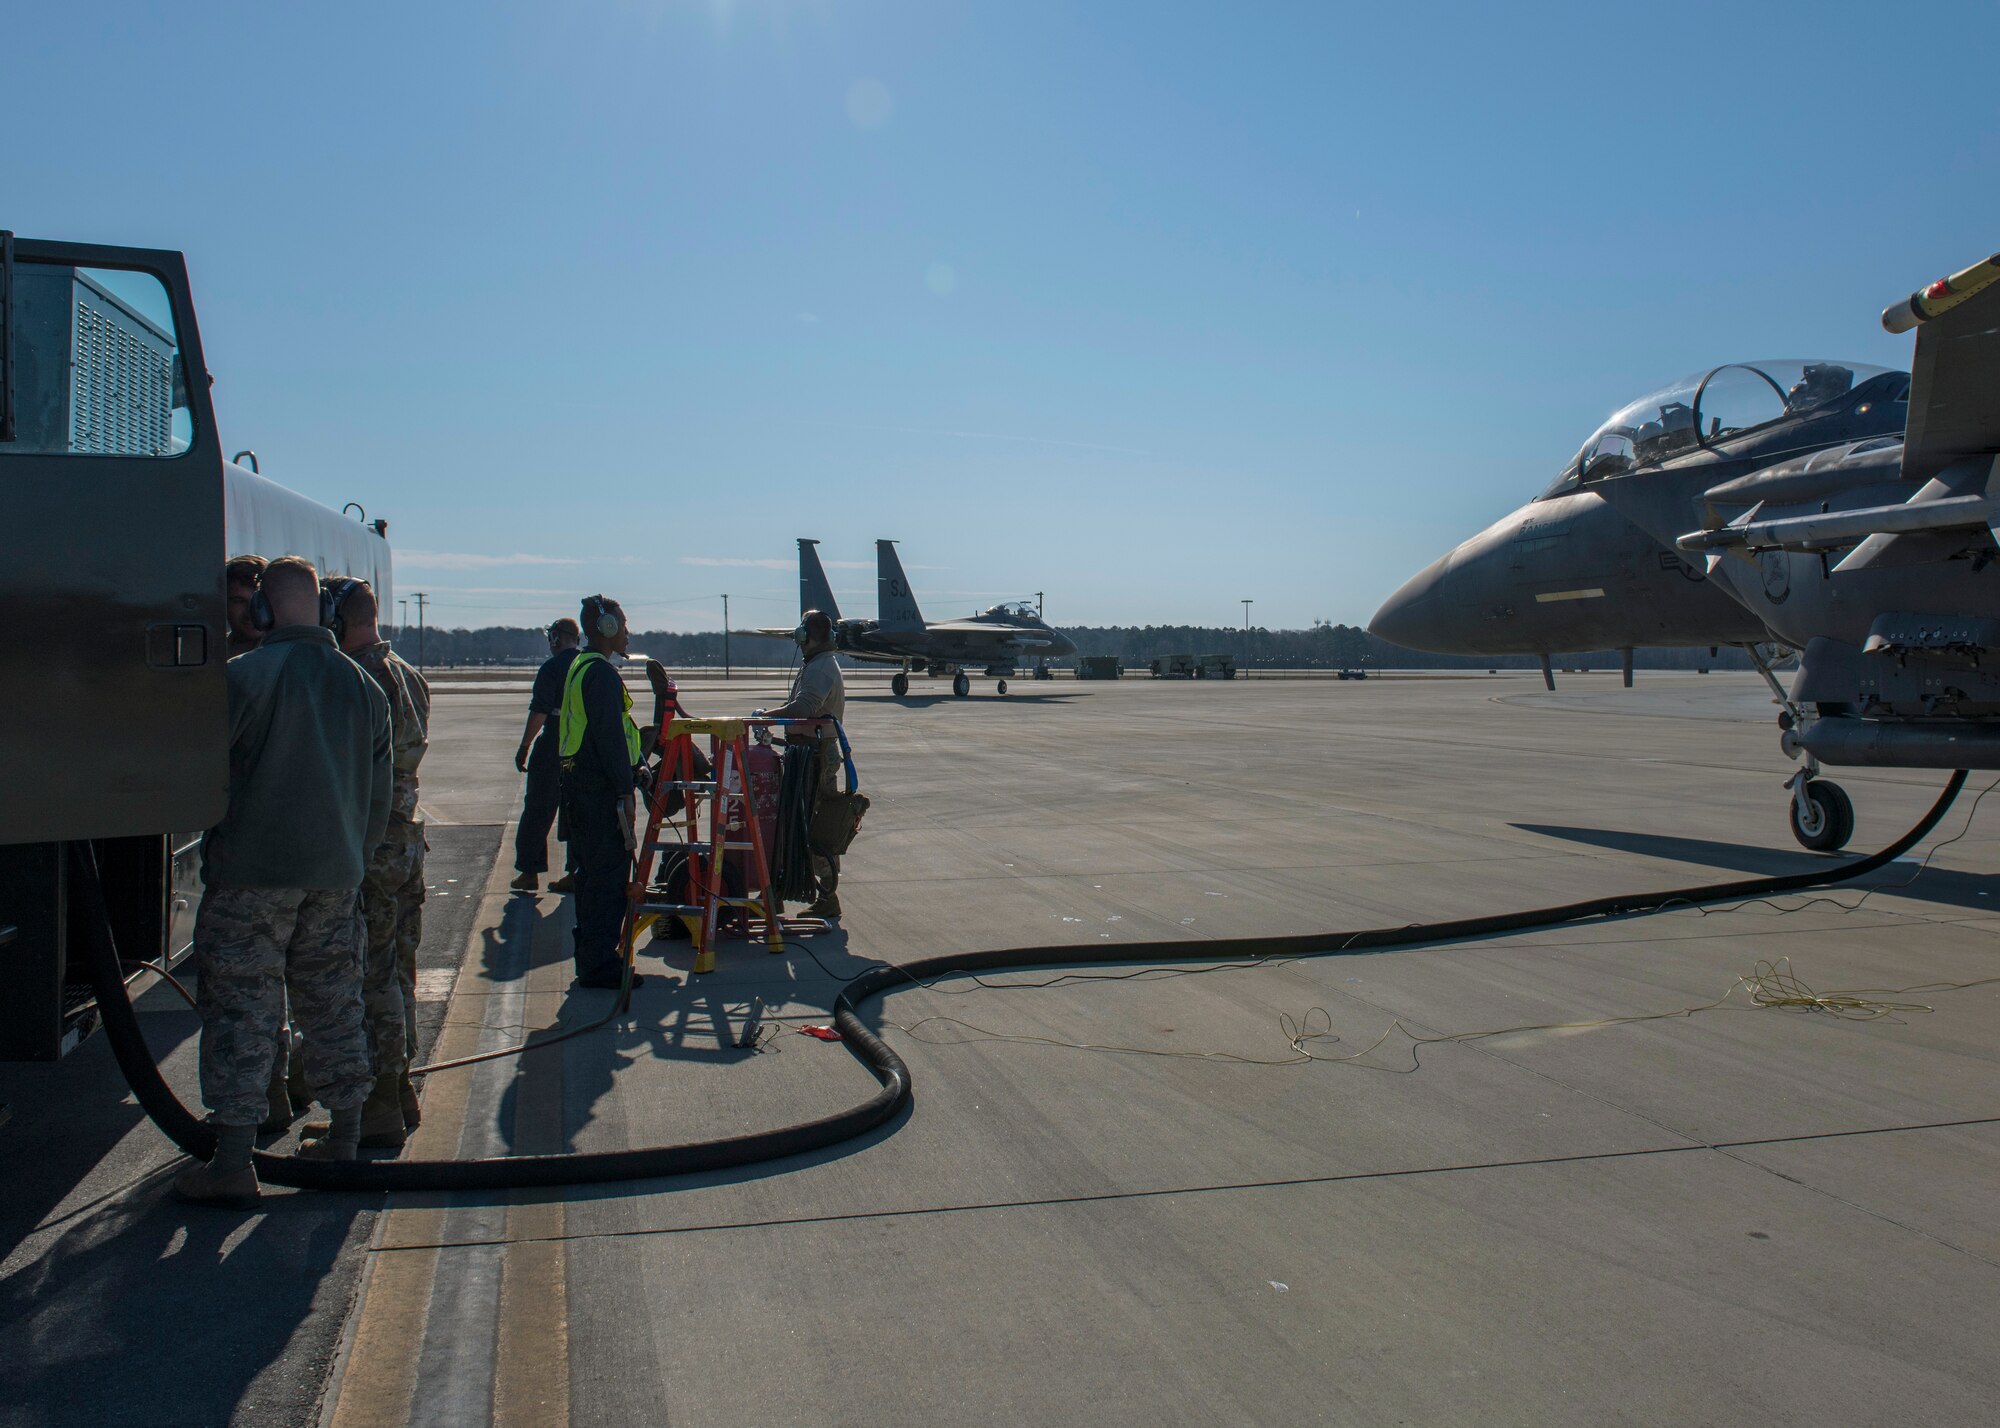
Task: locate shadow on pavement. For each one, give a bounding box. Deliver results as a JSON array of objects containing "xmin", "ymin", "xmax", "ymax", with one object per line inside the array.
[
  {"xmin": 1513, "ymin": 822, "xmax": 2000, "ymax": 911},
  {"xmin": 463, "ymin": 920, "xmax": 907, "ymax": 1191},
  {"xmin": 0, "ymin": 1001, "xmax": 363, "ymax": 1428}
]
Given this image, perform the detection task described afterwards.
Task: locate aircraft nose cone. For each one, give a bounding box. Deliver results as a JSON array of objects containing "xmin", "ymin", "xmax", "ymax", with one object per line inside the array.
[{"xmin": 1368, "ymin": 552, "xmax": 1460, "ymax": 653}]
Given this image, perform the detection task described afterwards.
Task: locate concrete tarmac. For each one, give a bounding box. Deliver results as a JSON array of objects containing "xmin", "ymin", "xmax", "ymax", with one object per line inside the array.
[{"xmin": 11, "ymin": 671, "xmax": 2000, "ymax": 1425}]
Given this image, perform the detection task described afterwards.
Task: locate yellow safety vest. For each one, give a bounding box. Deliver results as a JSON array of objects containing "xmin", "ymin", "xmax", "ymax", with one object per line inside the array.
[{"xmin": 558, "ymin": 652, "xmax": 642, "ymax": 765}]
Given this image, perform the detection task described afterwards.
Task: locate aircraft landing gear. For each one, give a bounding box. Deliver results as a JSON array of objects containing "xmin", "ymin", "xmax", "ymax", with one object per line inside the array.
[
  {"xmin": 996, "ymin": 679, "xmax": 1009, "ymax": 696},
  {"xmin": 953, "ymin": 672, "xmax": 971, "ymax": 698},
  {"xmin": 1747, "ymin": 640, "xmax": 1854, "ymax": 852},
  {"xmin": 891, "ymin": 672, "xmax": 910, "ymax": 697},
  {"xmin": 1787, "ymin": 771, "xmax": 1854, "ymax": 853}
]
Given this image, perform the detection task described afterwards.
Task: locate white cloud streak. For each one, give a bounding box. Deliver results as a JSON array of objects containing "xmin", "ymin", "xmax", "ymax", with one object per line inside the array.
[
  {"xmin": 681, "ymin": 555, "xmax": 875, "ymax": 571},
  {"xmin": 397, "ymin": 550, "xmax": 584, "ymax": 571}
]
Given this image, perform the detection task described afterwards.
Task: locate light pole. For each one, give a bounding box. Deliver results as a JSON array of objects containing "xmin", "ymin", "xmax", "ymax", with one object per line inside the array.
[
  {"xmin": 398, "ymin": 598, "xmax": 408, "ymax": 636},
  {"xmin": 413, "ymin": 592, "xmax": 429, "ymax": 670},
  {"xmin": 721, "ymin": 594, "xmax": 730, "ymax": 679},
  {"xmin": 1241, "ymin": 599, "xmax": 1253, "ymax": 675}
]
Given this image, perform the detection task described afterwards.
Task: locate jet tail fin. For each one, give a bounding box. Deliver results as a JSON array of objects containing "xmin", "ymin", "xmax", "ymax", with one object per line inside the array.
[
  {"xmin": 1892, "ymin": 251, "xmax": 2000, "ymax": 484},
  {"xmin": 877, "ymin": 540, "xmax": 926, "ymax": 629},
  {"xmin": 799, "ymin": 538, "xmax": 841, "ymax": 622}
]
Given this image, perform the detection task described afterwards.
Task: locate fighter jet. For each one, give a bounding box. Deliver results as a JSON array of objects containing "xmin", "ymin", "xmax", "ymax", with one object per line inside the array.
[
  {"xmin": 761, "ymin": 538, "xmax": 1076, "ymax": 698},
  {"xmin": 1370, "ymin": 362, "xmax": 1908, "ymax": 686},
  {"xmin": 1371, "ymin": 247, "xmax": 2000, "ymax": 852}
]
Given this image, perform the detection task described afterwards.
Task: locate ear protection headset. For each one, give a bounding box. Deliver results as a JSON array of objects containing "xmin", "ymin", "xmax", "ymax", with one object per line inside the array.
[
  {"xmin": 588, "ymin": 594, "xmax": 622, "ymax": 640},
  {"xmin": 249, "ymin": 582, "xmax": 275, "ymax": 632},
  {"xmin": 796, "ymin": 610, "xmax": 831, "ymax": 648},
  {"xmin": 322, "ymin": 577, "xmax": 362, "ymax": 641}
]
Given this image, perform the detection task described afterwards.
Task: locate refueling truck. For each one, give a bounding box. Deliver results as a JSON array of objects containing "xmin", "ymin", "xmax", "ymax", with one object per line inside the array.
[{"xmin": 0, "ymin": 234, "xmax": 390, "ymax": 1068}]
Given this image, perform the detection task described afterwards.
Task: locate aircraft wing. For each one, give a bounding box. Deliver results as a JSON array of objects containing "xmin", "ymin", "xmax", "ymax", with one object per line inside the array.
[
  {"xmin": 923, "ymin": 621, "xmax": 1054, "ymax": 640},
  {"xmin": 1885, "ymin": 251, "xmax": 2000, "ymax": 484}
]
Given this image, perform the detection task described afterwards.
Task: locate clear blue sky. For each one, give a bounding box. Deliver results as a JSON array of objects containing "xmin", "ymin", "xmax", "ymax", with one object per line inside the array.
[{"xmin": 13, "ymin": 2, "xmax": 1997, "ymax": 630}]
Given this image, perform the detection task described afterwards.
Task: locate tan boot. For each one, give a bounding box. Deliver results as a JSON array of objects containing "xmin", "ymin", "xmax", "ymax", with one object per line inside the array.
[
  {"xmin": 171, "ymin": 1161, "xmax": 262, "ymax": 1209},
  {"xmin": 300, "ymin": 1114, "xmax": 405, "ymax": 1149},
  {"xmin": 259, "ymin": 1077, "xmax": 296, "ymax": 1135},
  {"xmin": 296, "ymin": 1136, "xmax": 358, "ymax": 1161},
  {"xmin": 358, "ymin": 1077, "xmax": 408, "ymax": 1148},
  {"xmin": 510, "ymin": 870, "xmax": 540, "ymax": 893}
]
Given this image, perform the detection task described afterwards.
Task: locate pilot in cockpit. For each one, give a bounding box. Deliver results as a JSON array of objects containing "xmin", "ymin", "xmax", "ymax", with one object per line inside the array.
[
  {"xmin": 1786, "ymin": 363, "xmax": 1854, "ymax": 412},
  {"xmin": 1632, "ymin": 401, "xmax": 1696, "ymax": 463}
]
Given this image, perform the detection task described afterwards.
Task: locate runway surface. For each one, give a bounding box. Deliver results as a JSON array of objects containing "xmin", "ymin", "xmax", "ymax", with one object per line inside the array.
[{"xmin": 7, "ymin": 670, "xmax": 2000, "ymax": 1426}]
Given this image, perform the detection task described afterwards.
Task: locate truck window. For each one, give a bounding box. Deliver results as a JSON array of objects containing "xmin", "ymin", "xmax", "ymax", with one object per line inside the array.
[{"xmin": 5, "ymin": 265, "xmax": 191, "ymax": 457}]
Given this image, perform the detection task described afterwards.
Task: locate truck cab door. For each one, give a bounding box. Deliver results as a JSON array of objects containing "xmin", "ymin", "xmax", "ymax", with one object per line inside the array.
[{"xmin": 0, "ymin": 237, "xmax": 227, "ymax": 843}]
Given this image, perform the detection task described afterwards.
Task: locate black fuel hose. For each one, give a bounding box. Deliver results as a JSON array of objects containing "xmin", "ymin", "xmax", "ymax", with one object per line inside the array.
[{"xmin": 79, "ymin": 771, "xmax": 1967, "ymax": 1192}]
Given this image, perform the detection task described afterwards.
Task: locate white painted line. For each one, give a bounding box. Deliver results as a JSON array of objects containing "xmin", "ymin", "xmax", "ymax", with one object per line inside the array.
[{"xmin": 415, "ymin": 968, "xmax": 458, "ymax": 1003}]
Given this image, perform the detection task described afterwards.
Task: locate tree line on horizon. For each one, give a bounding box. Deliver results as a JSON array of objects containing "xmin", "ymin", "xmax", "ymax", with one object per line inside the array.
[{"xmin": 380, "ymin": 620, "xmax": 1767, "ymax": 673}]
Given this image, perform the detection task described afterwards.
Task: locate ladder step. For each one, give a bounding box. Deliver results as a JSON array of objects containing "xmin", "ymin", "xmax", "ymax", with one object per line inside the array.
[
  {"xmin": 646, "ymin": 840, "xmax": 756, "ymax": 854},
  {"xmin": 637, "ymin": 898, "xmax": 768, "ymax": 914},
  {"xmin": 660, "ymin": 781, "xmax": 716, "ymax": 792}
]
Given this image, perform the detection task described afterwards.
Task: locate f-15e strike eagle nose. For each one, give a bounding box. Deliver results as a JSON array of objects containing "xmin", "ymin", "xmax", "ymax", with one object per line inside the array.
[{"xmin": 1367, "ymin": 550, "xmax": 1463, "ymax": 653}]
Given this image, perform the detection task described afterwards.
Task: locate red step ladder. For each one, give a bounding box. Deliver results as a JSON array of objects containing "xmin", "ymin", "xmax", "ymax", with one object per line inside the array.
[{"xmin": 623, "ymin": 717, "xmax": 786, "ymax": 974}]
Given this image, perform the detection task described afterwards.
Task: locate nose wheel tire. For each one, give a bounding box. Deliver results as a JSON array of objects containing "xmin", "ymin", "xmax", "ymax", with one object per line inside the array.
[
  {"xmin": 891, "ymin": 672, "xmax": 909, "ymax": 697},
  {"xmin": 952, "ymin": 673, "xmax": 971, "ymax": 697},
  {"xmin": 996, "ymin": 679, "xmax": 1009, "ymax": 695},
  {"xmin": 1789, "ymin": 779, "xmax": 1855, "ymax": 853}
]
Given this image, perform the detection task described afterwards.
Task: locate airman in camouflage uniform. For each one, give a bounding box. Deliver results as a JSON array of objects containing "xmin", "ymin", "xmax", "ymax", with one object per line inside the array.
[
  {"xmin": 330, "ymin": 579, "xmax": 431, "ymax": 1148},
  {"xmin": 197, "ymin": 888, "xmax": 371, "ymax": 1125},
  {"xmin": 174, "ymin": 557, "xmax": 391, "ymax": 1210}
]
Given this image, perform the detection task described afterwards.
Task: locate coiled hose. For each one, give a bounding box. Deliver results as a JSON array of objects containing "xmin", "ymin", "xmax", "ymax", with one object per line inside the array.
[
  {"xmin": 772, "ymin": 744, "xmax": 820, "ymax": 904},
  {"xmin": 79, "ymin": 771, "xmax": 1967, "ymax": 1193}
]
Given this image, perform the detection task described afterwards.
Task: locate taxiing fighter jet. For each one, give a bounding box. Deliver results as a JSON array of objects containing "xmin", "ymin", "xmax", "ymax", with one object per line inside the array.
[
  {"xmin": 1371, "ymin": 248, "xmax": 2000, "ymax": 852},
  {"xmin": 761, "ymin": 538, "xmax": 1076, "ymax": 698}
]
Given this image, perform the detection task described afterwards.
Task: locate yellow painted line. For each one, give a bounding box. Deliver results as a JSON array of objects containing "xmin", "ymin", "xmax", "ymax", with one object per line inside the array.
[
  {"xmin": 1533, "ymin": 587, "xmax": 1606, "ymax": 603},
  {"xmin": 326, "ymin": 834, "xmax": 524, "ymax": 1425},
  {"xmin": 494, "ymin": 920, "xmax": 573, "ymax": 1428},
  {"xmin": 324, "ymin": 1247, "xmax": 437, "ymax": 1428}
]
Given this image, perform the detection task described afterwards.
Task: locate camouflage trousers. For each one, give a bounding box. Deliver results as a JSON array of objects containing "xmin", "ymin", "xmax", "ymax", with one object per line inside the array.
[
  {"xmin": 195, "ymin": 885, "xmax": 370, "ymax": 1127},
  {"xmin": 359, "ymin": 820, "xmax": 426, "ymax": 1119}
]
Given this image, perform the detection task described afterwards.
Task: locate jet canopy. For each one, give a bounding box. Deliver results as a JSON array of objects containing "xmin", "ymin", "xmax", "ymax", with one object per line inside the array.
[
  {"xmin": 1543, "ymin": 360, "xmax": 1903, "ymax": 497},
  {"xmin": 980, "ymin": 601, "xmax": 1042, "ymax": 622}
]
